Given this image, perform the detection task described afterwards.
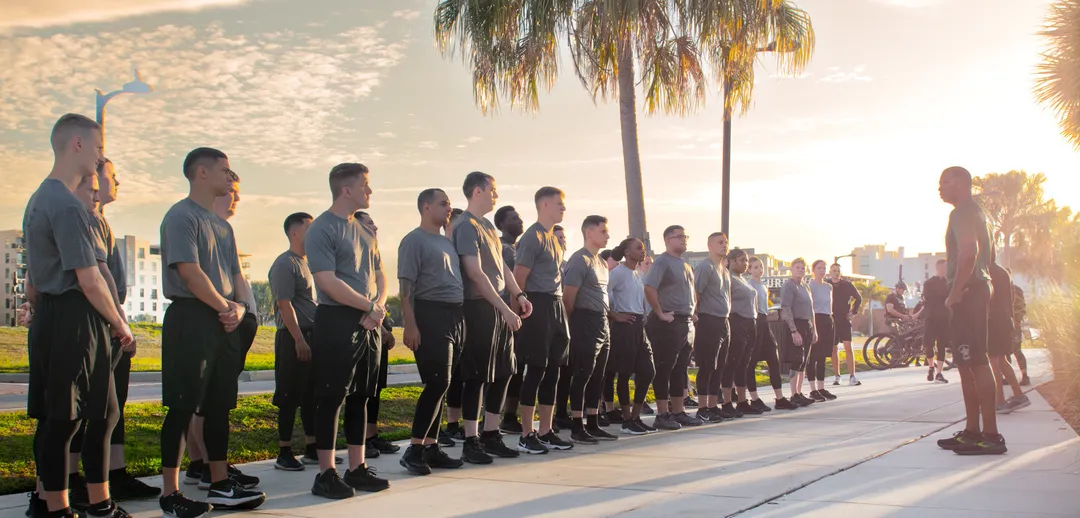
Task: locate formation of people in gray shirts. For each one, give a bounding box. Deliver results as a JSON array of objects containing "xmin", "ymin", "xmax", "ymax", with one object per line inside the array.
[{"xmin": 32, "ymin": 114, "xmax": 992, "ymax": 518}]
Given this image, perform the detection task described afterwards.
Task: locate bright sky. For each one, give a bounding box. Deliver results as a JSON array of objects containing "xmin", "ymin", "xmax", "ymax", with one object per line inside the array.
[{"xmin": 2, "ymin": 0, "xmax": 1078, "ymax": 294}]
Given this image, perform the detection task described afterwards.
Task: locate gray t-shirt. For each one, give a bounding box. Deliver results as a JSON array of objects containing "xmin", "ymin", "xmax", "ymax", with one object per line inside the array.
[
  {"xmin": 563, "ymin": 248, "xmax": 609, "ymax": 312},
  {"xmin": 451, "ymin": 211, "xmax": 505, "ymax": 300},
  {"xmin": 500, "ymin": 236, "xmax": 517, "ymax": 269},
  {"xmin": 515, "ymin": 222, "xmax": 563, "ymax": 295},
  {"xmin": 22, "ymin": 179, "xmax": 102, "ymax": 295},
  {"xmin": 305, "ymin": 211, "xmax": 382, "ymax": 306},
  {"xmin": 398, "ymin": 228, "xmax": 464, "ymax": 304},
  {"xmin": 161, "ymin": 198, "xmax": 241, "ymax": 301},
  {"xmin": 946, "ymin": 199, "xmax": 992, "ymax": 289},
  {"xmin": 89, "ymin": 210, "xmax": 126, "ymax": 305},
  {"xmin": 780, "ymin": 277, "xmax": 815, "ymax": 332},
  {"xmin": 268, "ymin": 250, "xmax": 317, "ymax": 330},
  {"xmin": 608, "ymin": 264, "xmax": 645, "ymax": 315},
  {"xmin": 809, "ymin": 280, "xmax": 833, "ymax": 315},
  {"xmin": 750, "ymin": 278, "xmax": 770, "ymax": 315},
  {"xmin": 643, "ymin": 252, "xmax": 695, "ymax": 315},
  {"xmin": 730, "ymin": 274, "xmax": 758, "ymax": 319},
  {"xmin": 693, "ymin": 257, "xmax": 731, "ymax": 318}
]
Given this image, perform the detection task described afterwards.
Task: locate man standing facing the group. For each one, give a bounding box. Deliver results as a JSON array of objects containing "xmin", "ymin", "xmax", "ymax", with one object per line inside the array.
[
  {"xmin": 936, "ymin": 166, "xmax": 1005, "ymax": 455},
  {"xmin": 493, "ymin": 205, "xmax": 525, "ymax": 434},
  {"xmin": 922, "ymin": 260, "xmax": 951, "ymax": 384},
  {"xmin": 450, "ymin": 172, "xmax": 531, "ymax": 463},
  {"xmin": 306, "ymin": 163, "xmax": 391, "ymax": 498},
  {"xmin": 269, "ymin": 212, "xmax": 318, "ymax": 471},
  {"xmin": 514, "ymin": 187, "xmax": 573, "ymax": 454},
  {"xmin": 826, "ymin": 264, "xmax": 862, "ymax": 387},
  {"xmin": 644, "ymin": 225, "xmax": 699, "ymax": 431},
  {"xmin": 159, "ymin": 148, "xmax": 265, "ymax": 516},
  {"xmin": 562, "ymin": 216, "xmax": 616, "ymax": 444},
  {"xmin": 398, "ymin": 189, "xmax": 468, "ymax": 475}
]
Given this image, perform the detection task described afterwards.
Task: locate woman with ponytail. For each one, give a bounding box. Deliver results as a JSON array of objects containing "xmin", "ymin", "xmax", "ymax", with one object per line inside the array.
[
  {"xmin": 747, "ymin": 257, "xmax": 796, "ymax": 410},
  {"xmin": 806, "ymin": 260, "xmax": 838, "ymax": 402},
  {"xmin": 722, "ymin": 249, "xmax": 762, "ymax": 415}
]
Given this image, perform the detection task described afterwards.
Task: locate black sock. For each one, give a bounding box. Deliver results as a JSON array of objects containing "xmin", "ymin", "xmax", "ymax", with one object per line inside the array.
[
  {"xmin": 279, "ymin": 445, "xmax": 292, "ymax": 457},
  {"xmin": 571, "ymin": 417, "xmax": 584, "ymax": 432},
  {"xmin": 305, "ymin": 444, "xmax": 316, "ymax": 456},
  {"xmin": 446, "ymin": 421, "xmax": 460, "ymax": 432},
  {"xmin": 188, "ymin": 459, "xmax": 204, "ymax": 471},
  {"xmin": 108, "ymin": 467, "xmax": 125, "ymax": 478},
  {"xmin": 480, "ymin": 430, "xmax": 498, "ymax": 439},
  {"xmin": 585, "ymin": 414, "xmax": 599, "ymax": 429},
  {"xmin": 46, "ymin": 508, "xmax": 72, "ymax": 518}
]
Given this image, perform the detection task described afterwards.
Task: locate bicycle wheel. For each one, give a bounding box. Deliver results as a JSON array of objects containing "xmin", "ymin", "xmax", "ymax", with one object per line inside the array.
[{"xmin": 864, "ymin": 334, "xmax": 893, "ymax": 370}]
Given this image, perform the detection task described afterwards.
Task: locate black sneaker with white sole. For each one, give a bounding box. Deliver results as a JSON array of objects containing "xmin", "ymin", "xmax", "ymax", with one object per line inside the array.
[
  {"xmin": 461, "ymin": 437, "xmax": 493, "ymax": 464},
  {"xmin": 517, "ymin": 432, "xmax": 549, "ymax": 454},
  {"xmin": 160, "ymin": 491, "xmax": 212, "ymax": 518},
  {"xmin": 500, "ymin": 417, "xmax": 524, "ymax": 435},
  {"xmin": 570, "ymin": 429, "xmax": 599, "ymax": 445},
  {"xmin": 183, "ymin": 462, "xmax": 204, "ymax": 486},
  {"xmin": 750, "ymin": 399, "xmax": 772, "ymax": 413},
  {"xmin": 539, "ymin": 431, "xmax": 574, "ymax": 450},
  {"xmin": 206, "ymin": 479, "xmax": 265, "ymax": 510},
  {"xmin": 311, "ymin": 469, "xmax": 355, "ymax": 499},
  {"xmin": 622, "ymin": 420, "xmax": 649, "ymax": 435},
  {"xmin": 637, "ymin": 417, "xmax": 658, "ymax": 434},
  {"xmin": 198, "ymin": 464, "xmax": 259, "ymax": 490},
  {"xmin": 343, "ymin": 465, "xmax": 390, "ymax": 492},
  {"xmin": 652, "ymin": 413, "xmax": 681, "ymax": 430},
  {"xmin": 586, "ymin": 426, "xmax": 618, "ymax": 441},
  {"xmin": 275, "ymin": 453, "xmax": 305, "ymax": 471},
  {"xmin": 85, "ymin": 501, "xmax": 131, "ymax": 518},
  {"xmin": 480, "ymin": 432, "xmax": 521, "ymax": 458},
  {"xmin": 368, "ymin": 435, "xmax": 401, "ymax": 455}
]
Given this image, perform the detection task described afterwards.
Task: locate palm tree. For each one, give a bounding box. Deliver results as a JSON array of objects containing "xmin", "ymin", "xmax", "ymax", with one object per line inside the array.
[
  {"xmin": 972, "ymin": 170, "xmax": 1050, "ymax": 268},
  {"xmin": 686, "ymin": 0, "xmax": 814, "ymax": 235},
  {"xmin": 1035, "ymin": 0, "xmax": 1080, "ymax": 149},
  {"xmin": 434, "ymin": 1, "xmax": 707, "ymax": 251}
]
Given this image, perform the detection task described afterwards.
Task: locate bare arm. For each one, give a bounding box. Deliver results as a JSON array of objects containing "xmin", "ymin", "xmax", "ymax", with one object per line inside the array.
[
  {"xmin": 400, "ymin": 279, "xmax": 419, "ymax": 350},
  {"xmin": 948, "ymin": 233, "xmax": 978, "ymax": 305},
  {"xmin": 176, "ymin": 263, "xmax": 231, "ymax": 312},
  {"xmin": 513, "ymin": 264, "xmax": 531, "ymax": 300},
  {"xmin": 644, "ymin": 285, "xmax": 663, "ymax": 315},
  {"xmin": 463, "ymin": 256, "xmax": 511, "ymax": 313},
  {"xmin": 75, "ymin": 266, "xmax": 126, "ymax": 331},
  {"xmin": 276, "ymin": 300, "xmax": 305, "ymax": 342},
  {"xmin": 563, "ymin": 285, "xmax": 579, "ymax": 316},
  {"xmin": 376, "ymin": 268, "xmax": 388, "ymax": 306},
  {"xmin": 312, "ymin": 271, "xmax": 375, "ymax": 312}
]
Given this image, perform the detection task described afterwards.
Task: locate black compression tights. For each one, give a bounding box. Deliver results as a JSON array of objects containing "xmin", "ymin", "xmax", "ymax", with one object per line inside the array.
[
  {"xmin": 461, "ymin": 379, "xmax": 485, "ymax": 422},
  {"xmin": 366, "ymin": 388, "xmax": 381, "ymax": 427},
  {"xmin": 412, "ymin": 378, "xmax": 450, "ymax": 440},
  {"xmin": 37, "ymin": 419, "xmax": 80, "ymax": 491},
  {"xmin": 556, "ymin": 365, "xmax": 572, "ymax": 415},
  {"xmin": 653, "ymin": 347, "xmax": 692, "ymax": 400},
  {"xmin": 160, "ymin": 408, "xmax": 229, "ymax": 469},
  {"xmin": 519, "ymin": 365, "xmax": 561, "ymax": 407},
  {"xmin": 277, "ymin": 401, "xmax": 316, "ymax": 443},
  {"xmin": 484, "ymin": 377, "xmax": 512, "ymax": 416},
  {"xmin": 446, "ymin": 374, "xmax": 463, "ymax": 410},
  {"xmin": 315, "ymin": 393, "xmax": 368, "ymax": 450},
  {"xmin": 603, "ymin": 371, "xmax": 617, "ymax": 405},
  {"xmin": 572, "ymin": 347, "xmax": 610, "ymax": 412},
  {"xmin": 618, "ymin": 361, "xmax": 656, "ymax": 406},
  {"xmin": 1014, "ymin": 350, "xmax": 1028, "ymax": 372}
]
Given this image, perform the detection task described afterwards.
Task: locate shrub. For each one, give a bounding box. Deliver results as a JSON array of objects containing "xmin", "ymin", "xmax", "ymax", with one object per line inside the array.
[{"xmin": 1029, "ymin": 281, "xmax": 1080, "ymax": 397}]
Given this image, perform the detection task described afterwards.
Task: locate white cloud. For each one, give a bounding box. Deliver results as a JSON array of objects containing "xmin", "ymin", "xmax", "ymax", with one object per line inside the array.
[
  {"xmin": 377, "ymin": 132, "xmax": 397, "ymax": 138},
  {"xmin": 818, "ymin": 65, "xmax": 873, "ymax": 83},
  {"xmin": 869, "ymin": 0, "xmax": 940, "ymax": 7},
  {"xmin": 464, "ymin": 136, "xmax": 482, "ymax": 143},
  {"xmin": 2, "ymin": 0, "xmax": 259, "ymax": 30},
  {"xmin": 391, "ymin": 9, "xmax": 421, "ymax": 21},
  {"xmin": 417, "ymin": 141, "xmax": 439, "ymax": 149}
]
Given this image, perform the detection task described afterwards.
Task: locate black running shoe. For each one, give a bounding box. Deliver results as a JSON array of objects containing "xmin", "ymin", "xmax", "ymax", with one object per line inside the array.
[
  {"xmin": 198, "ymin": 464, "xmax": 259, "ymax": 490},
  {"xmin": 737, "ymin": 401, "xmax": 763, "ymax": 415},
  {"xmin": 927, "ymin": 366, "xmax": 935, "ymax": 382},
  {"xmin": 674, "ymin": 411, "xmax": 704, "ymax": 427},
  {"xmin": 696, "ymin": 408, "xmax": 719, "ymax": 424},
  {"xmin": 500, "ymin": 417, "xmax": 524, "ymax": 435},
  {"xmin": 751, "ymin": 399, "xmax": 772, "ymax": 413},
  {"xmin": 366, "ymin": 447, "xmax": 381, "ymax": 459},
  {"xmin": 26, "ymin": 491, "xmax": 47, "ymax": 518},
  {"xmin": 774, "ymin": 397, "xmax": 798, "ymax": 410},
  {"xmin": 275, "ymin": 453, "xmax": 305, "ymax": 472},
  {"xmin": 606, "ymin": 410, "xmax": 625, "ymax": 424},
  {"xmin": 438, "ymin": 429, "xmax": 457, "ymax": 448},
  {"xmin": 400, "ymin": 444, "xmax": 431, "ymax": 475},
  {"xmin": 206, "ymin": 479, "xmax": 265, "ymax": 510},
  {"xmin": 183, "ymin": 461, "xmax": 204, "ymax": 486},
  {"xmin": 368, "ymin": 435, "xmax": 401, "ymax": 455},
  {"xmin": 424, "ymin": 444, "xmax": 465, "ymax": 469},
  {"xmin": 935, "ymin": 373, "xmax": 949, "ymax": 384},
  {"xmin": 554, "ymin": 413, "xmax": 574, "ymax": 431},
  {"xmin": 86, "ymin": 501, "xmax": 132, "ymax": 518},
  {"xmin": 721, "ymin": 402, "xmax": 742, "ymax": 419},
  {"xmin": 954, "ymin": 433, "xmax": 1008, "ymax": 456},
  {"xmin": 597, "ymin": 412, "xmax": 610, "ymax": 428},
  {"xmin": 301, "ymin": 447, "xmax": 343, "ymax": 465},
  {"xmin": 587, "ymin": 426, "xmax": 618, "ymax": 441},
  {"xmin": 937, "ymin": 429, "xmax": 981, "ymax": 450},
  {"xmin": 652, "ymin": 413, "xmax": 681, "ymax": 430},
  {"xmin": 637, "ymin": 417, "xmax": 659, "ymax": 434},
  {"xmin": 641, "ymin": 402, "xmax": 655, "ymax": 415},
  {"xmin": 570, "ymin": 429, "xmax": 599, "ymax": 445},
  {"xmin": 792, "ymin": 394, "xmax": 814, "ymax": 407},
  {"xmin": 622, "ymin": 419, "xmax": 649, "ymax": 435},
  {"xmin": 819, "ymin": 389, "xmax": 838, "ymax": 401},
  {"xmin": 312, "ymin": 469, "xmax": 355, "ymax": 499},
  {"xmin": 833, "ymin": 377, "xmax": 841, "ymax": 386},
  {"xmin": 480, "ymin": 432, "xmax": 520, "ymax": 458},
  {"xmin": 1020, "ymin": 374, "xmax": 1031, "ymax": 386},
  {"xmin": 808, "ymin": 390, "xmax": 827, "ymax": 402},
  {"xmin": 461, "ymin": 437, "xmax": 493, "ymax": 465},
  {"xmin": 683, "ymin": 395, "xmax": 699, "ymax": 408},
  {"xmin": 445, "ymin": 424, "xmax": 466, "ymax": 442},
  {"xmin": 69, "ymin": 473, "xmax": 89, "ymax": 510},
  {"xmin": 343, "ymin": 465, "xmax": 390, "ymax": 492},
  {"xmin": 517, "ymin": 432, "xmax": 549, "ymax": 454},
  {"xmin": 160, "ymin": 491, "xmax": 213, "ymax": 518},
  {"xmin": 109, "ymin": 469, "xmax": 162, "ymax": 501},
  {"xmin": 539, "ymin": 431, "xmax": 574, "ymax": 450}
]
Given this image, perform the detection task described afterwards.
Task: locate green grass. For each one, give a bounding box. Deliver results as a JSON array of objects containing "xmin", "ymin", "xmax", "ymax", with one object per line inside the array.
[{"xmin": 0, "ymin": 324, "xmax": 414, "ymax": 373}]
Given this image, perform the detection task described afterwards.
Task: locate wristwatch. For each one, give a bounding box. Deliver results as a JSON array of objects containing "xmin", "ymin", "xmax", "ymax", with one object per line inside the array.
[{"xmin": 516, "ymin": 292, "xmax": 529, "ymax": 301}]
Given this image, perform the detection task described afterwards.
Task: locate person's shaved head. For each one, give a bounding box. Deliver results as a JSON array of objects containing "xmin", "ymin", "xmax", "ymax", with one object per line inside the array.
[
  {"xmin": 942, "ymin": 166, "xmax": 972, "ymax": 188},
  {"xmin": 50, "ymin": 113, "xmax": 101, "ymax": 154},
  {"xmin": 938, "ymin": 166, "xmax": 974, "ymax": 206}
]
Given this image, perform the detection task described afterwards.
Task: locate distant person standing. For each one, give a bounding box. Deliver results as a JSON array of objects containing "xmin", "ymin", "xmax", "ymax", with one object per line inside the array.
[
  {"xmin": 780, "ymin": 258, "xmax": 816, "ymax": 407},
  {"xmin": 805, "ymin": 261, "xmax": 837, "ymax": 402},
  {"xmin": 826, "ymin": 264, "xmax": 862, "ymax": 387},
  {"xmin": 493, "ymin": 205, "xmax": 527, "ymax": 434},
  {"xmin": 922, "ymin": 260, "xmax": 951, "ymax": 384},
  {"xmin": 603, "ymin": 239, "xmax": 656, "ymax": 434},
  {"xmin": 747, "ymin": 257, "xmax": 795, "ymax": 411},
  {"xmin": 691, "ymin": 232, "xmax": 730, "ymax": 423},
  {"xmin": 725, "ymin": 249, "xmax": 761, "ymax": 415},
  {"xmin": 1006, "ymin": 272, "xmax": 1030, "ymax": 386},
  {"xmin": 885, "ymin": 282, "xmax": 912, "ymax": 330},
  {"xmin": 988, "ymin": 262, "xmax": 1029, "ymax": 414}
]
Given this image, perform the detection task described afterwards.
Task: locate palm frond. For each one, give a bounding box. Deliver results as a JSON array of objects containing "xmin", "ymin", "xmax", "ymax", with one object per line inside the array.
[{"xmin": 1035, "ymin": 0, "xmax": 1080, "ymax": 149}]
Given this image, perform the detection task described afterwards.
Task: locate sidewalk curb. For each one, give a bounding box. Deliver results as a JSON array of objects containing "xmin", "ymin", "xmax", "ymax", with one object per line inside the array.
[{"xmin": 0, "ymin": 363, "xmax": 419, "ymax": 384}]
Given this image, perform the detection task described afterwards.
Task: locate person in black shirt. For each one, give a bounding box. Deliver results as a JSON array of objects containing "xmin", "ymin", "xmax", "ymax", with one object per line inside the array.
[
  {"xmin": 826, "ymin": 264, "xmax": 862, "ymax": 387},
  {"xmin": 922, "ymin": 260, "xmax": 950, "ymax": 383},
  {"xmin": 885, "ymin": 283, "xmax": 911, "ymax": 330},
  {"xmin": 989, "ymin": 263, "xmax": 1029, "ymax": 413}
]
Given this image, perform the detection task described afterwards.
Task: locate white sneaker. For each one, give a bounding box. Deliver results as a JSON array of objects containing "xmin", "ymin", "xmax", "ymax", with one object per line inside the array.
[
  {"xmin": 832, "ymin": 377, "xmax": 841, "ymax": 386},
  {"xmin": 849, "ymin": 376, "xmax": 862, "ymax": 386}
]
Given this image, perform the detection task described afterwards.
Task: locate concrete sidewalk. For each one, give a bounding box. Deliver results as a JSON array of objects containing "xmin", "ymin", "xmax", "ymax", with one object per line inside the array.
[{"xmin": 1, "ymin": 349, "xmax": 1074, "ymax": 517}]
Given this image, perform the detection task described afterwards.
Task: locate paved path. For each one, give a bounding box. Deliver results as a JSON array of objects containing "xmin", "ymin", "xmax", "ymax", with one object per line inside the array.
[{"xmin": 1, "ymin": 349, "xmax": 1075, "ymax": 517}]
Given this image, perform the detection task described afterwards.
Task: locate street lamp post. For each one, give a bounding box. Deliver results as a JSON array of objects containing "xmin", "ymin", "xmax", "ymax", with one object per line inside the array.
[{"xmin": 95, "ymin": 67, "xmax": 153, "ymax": 148}]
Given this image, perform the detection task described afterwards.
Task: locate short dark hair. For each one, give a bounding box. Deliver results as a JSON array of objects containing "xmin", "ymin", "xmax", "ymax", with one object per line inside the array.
[
  {"xmin": 943, "ymin": 166, "xmax": 973, "ymax": 188},
  {"xmin": 727, "ymin": 248, "xmax": 748, "ymax": 263},
  {"xmin": 663, "ymin": 225, "xmax": 685, "ymax": 239},
  {"xmin": 462, "ymin": 171, "xmax": 493, "ymax": 199},
  {"xmin": 494, "ymin": 206, "xmax": 516, "ymax": 230},
  {"xmin": 329, "ymin": 163, "xmax": 369, "ymax": 199},
  {"xmin": 417, "ymin": 188, "xmax": 446, "ymax": 213},
  {"xmin": 581, "ymin": 215, "xmax": 607, "ymax": 233},
  {"xmin": 599, "ymin": 249, "xmax": 612, "ymax": 261},
  {"xmin": 183, "ymin": 147, "xmax": 228, "ymax": 180},
  {"xmin": 611, "ymin": 238, "xmax": 640, "ymax": 261},
  {"xmin": 708, "ymin": 232, "xmax": 727, "ymax": 242},
  {"xmin": 355, "ymin": 210, "xmax": 369, "ymax": 221},
  {"xmin": 451, "ymin": 208, "xmax": 464, "ymax": 217},
  {"xmin": 283, "ymin": 212, "xmax": 313, "ymax": 234},
  {"xmin": 553, "ymin": 225, "xmax": 565, "ymax": 233},
  {"xmin": 50, "ymin": 113, "xmax": 101, "ymax": 152},
  {"xmin": 534, "ymin": 186, "xmax": 564, "ymax": 206}
]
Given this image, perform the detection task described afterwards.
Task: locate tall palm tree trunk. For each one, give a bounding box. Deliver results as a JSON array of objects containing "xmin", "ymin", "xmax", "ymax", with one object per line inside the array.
[
  {"xmin": 617, "ymin": 38, "xmax": 650, "ymax": 252},
  {"xmin": 721, "ymin": 101, "xmax": 733, "ymax": 237}
]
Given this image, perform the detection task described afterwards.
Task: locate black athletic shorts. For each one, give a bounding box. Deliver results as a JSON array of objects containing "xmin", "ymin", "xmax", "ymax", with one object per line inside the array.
[
  {"xmin": 609, "ymin": 315, "xmax": 652, "ymax": 376},
  {"xmin": 311, "ymin": 304, "xmax": 382, "ymax": 399},
  {"xmin": 413, "ymin": 299, "xmax": 465, "ymax": 385},
  {"xmin": 515, "ymin": 292, "xmax": 570, "ymax": 369},
  {"xmin": 752, "ymin": 315, "xmax": 778, "ymax": 362},
  {"xmin": 114, "ymin": 347, "xmax": 132, "ymax": 409},
  {"xmin": 692, "ymin": 314, "xmax": 728, "ymax": 370},
  {"xmin": 646, "ymin": 313, "xmax": 693, "ymax": 375},
  {"xmin": 833, "ymin": 315, "xmax": 853, "ymax": 344},
  {"xmin": 458, "ymin": 298, "xmax": 512, "ymax": 381},
  {"xmin": 569, "ymin": 309, "xmax": 610, "ymax": 378},
  {"xmin": 161, "ymin": 298, "xmax": 242, "ymax": 413},
  {"xmin": 237, "ymin": 312, "xmax": 259, "ymax": 376},
  {"xmin": 923, "ymin": 317, "xmax": 949, "ymax": 358},
  {"xmin": 782, "ymin": 318, "xmax": 812, "ymax": 370},
  {"xmin": 273, "ymin": 327, "xmax": 314, "ymax": 407},
  {"xmin": 810, "ymin": 313, "xmax": 834, "ymax": 362},
  {"xmin": 27, "ymin": 291, "xmax": 115, "ymax": 420},
  {"xmin": 949, "ymin": 281, "xmax": 990, "ymax": 367}
]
